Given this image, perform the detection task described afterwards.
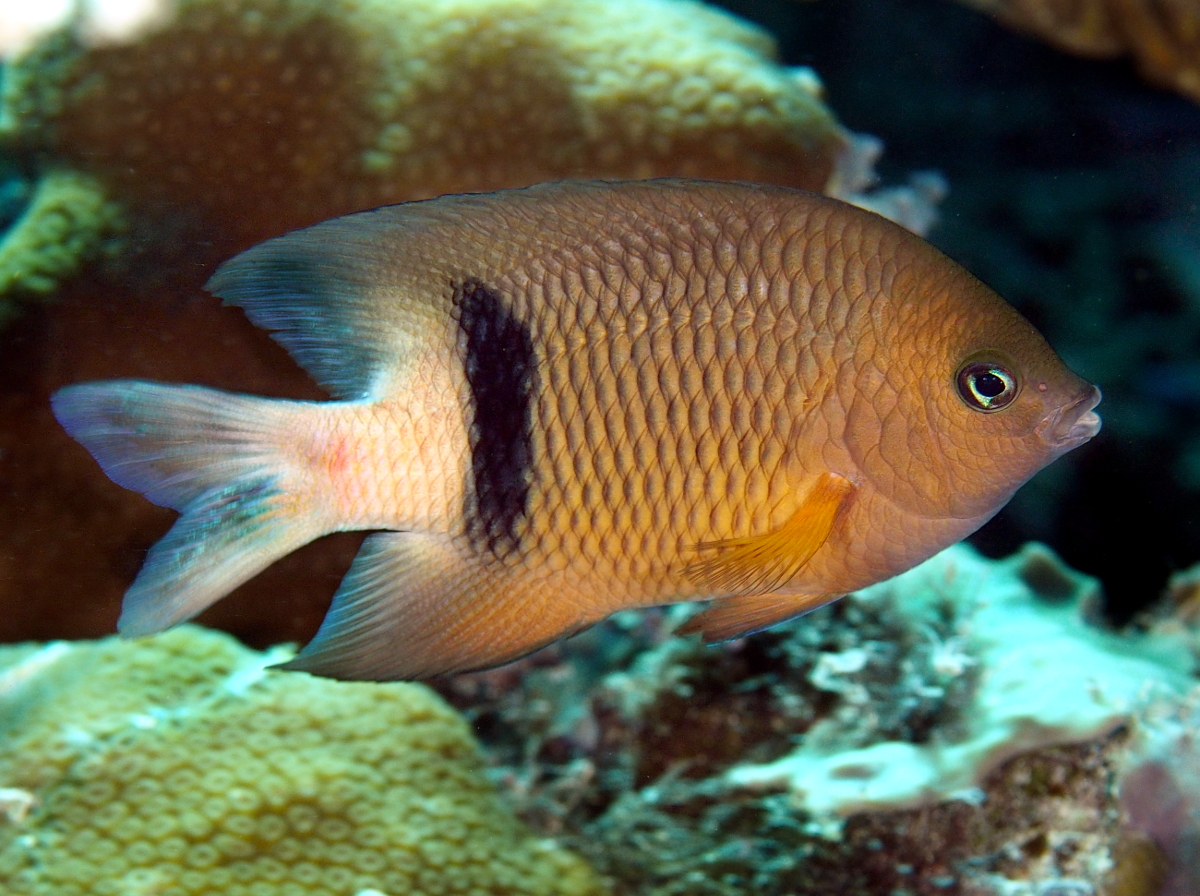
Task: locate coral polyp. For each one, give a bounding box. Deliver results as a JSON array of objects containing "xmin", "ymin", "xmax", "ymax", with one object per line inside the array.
[{"xmin": 0, "ymin": 627, "xmax": 608, "ymax": 896}]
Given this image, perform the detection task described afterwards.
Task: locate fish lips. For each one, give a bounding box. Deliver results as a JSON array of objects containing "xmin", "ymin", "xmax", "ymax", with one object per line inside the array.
[{"xmin": 1037, "ymin": 384, "xmax": 1102, "ymax": 453}]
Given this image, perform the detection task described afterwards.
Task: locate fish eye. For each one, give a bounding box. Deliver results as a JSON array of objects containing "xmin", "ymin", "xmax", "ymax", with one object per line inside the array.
[{"xmin": 956, "ymin": 360, "xmax": 1018, "ymax": 411}]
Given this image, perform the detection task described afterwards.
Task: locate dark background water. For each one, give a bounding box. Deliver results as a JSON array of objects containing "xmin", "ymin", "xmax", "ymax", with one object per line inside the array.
[{"xmin": 722, "ymin": 0, "xmax": 1200, "ymax": 621}]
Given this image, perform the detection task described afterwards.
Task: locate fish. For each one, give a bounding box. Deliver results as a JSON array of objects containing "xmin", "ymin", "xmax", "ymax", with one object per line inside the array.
[{"xmin": 51, "ymin": 179, "xmax": 1102, "ymax": 680}]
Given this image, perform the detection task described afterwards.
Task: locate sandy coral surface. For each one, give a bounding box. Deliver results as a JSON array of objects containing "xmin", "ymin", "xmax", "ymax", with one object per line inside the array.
[{"xmin": 0, "ymin": 626, "xmax": 609, "ymax": 896}]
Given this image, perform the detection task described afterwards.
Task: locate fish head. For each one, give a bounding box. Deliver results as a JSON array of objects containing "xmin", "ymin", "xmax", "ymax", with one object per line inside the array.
[{"xmin": 842, "ymin": 247, "xmax": 1101, "ymax": 525}]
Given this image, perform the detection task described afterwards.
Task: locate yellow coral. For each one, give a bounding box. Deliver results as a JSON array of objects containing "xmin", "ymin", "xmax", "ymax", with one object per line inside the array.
[
  {"xmin": 0, "ymin": 169, "xmax": 123, "ymax": 317},
  {"xmin": 2, "ymin": 0, "xmax": 850, "ymax": 261},
  {"xmin": 0, "ymin": 627, "xmax": 608, "ymax": 896},
  {"xmin": 956, "ymin": 0, "xmax": 1200, "ymax": 102}
]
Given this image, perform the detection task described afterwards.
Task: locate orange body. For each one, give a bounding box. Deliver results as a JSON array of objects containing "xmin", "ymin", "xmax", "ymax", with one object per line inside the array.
[{"xmin": 53, "ymin": 180, "xmax": 1101, "ymax": 679}]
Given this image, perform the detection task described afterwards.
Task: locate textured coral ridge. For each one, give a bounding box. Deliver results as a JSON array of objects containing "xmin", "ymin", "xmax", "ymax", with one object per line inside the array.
[
  {"xmin": 435, "ymin": 544, "xmax": 1200, "ymax": 894},
  {"xmin": 0, "ymin": 169, "xmax": 125, "ymax": 316},
  {"xmin": 723, "ymin": 543, "xmax": 1195, "ymax": 814},
  {"xmin": 956, "ymin": 0, "xmax": 1200, "ymax": 102},
  {"xmin": 0, "ymin": 627, "xmax": 608, "ymax": 896},
  {"xmin": 0, "ymin": 0, "xmax": 849, "ymax": 264}
]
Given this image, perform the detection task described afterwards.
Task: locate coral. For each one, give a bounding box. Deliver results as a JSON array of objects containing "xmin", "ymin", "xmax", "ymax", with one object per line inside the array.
[
  {"xmin": 576, "ymin": 736, "xmax": 1130, "ymax": 896},
  {"xmin": 432, "ymin": 544, "xmax": 1200, "ymax": 894},
  {"xmin": 1116, "ymin": 684, "xmax": 1200, "ymax": 896},
  {"xmin": 954, "ymin": 0, "xmax": 1200, "ymax": 102},
  {"xmin": 0, "ymin": 626, "xmax": 609, "ymax": 896},
  {"xmin": 0, "ymin": 0, "xmax": 864, "ymax": 297},
  {"xmin": 723, "ymin": 543, "xmax": 1194, "ymax": 816},
  {"xmin": 0, "ymin": 169, "xmax": 124, "ymax": 323}
]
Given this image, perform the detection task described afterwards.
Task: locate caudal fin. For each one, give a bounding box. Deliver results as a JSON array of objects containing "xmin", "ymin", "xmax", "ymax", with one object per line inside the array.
[{"xmin": 52, "ymin": 381, "xmax": 326, "ymax": 635}]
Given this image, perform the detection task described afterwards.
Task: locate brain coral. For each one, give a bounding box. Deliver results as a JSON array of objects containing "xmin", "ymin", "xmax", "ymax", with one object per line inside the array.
[
  {"xmin": 0, "ymin": 626, "xmax": 608, "ymax": 896},
  {"xmin": 0, "ymin": 0, "xmax": 854, "ymax": 292}
]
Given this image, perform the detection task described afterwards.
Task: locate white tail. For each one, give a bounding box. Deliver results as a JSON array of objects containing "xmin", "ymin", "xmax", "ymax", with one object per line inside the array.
[{"xmin": 52, "ymin": 380, "xmax": 328, "ymax": 635}]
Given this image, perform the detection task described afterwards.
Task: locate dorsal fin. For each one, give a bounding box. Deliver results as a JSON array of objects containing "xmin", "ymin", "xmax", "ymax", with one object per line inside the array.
[
  {"xmin": 204, "ymin": 186, "xmax": 572, "ymax": 400},
  {"xmin": 205, "ymin": 203, "xmax": 463, "ymax": 400},
  {"xmin": 205, "ymin": 180, "xmax": 833, "ymax": 400}
]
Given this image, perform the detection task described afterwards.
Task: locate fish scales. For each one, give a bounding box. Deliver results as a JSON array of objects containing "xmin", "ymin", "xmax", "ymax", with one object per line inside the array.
[
  {"xmin": 52, "ymin": 179, "xmax": 1101, "ymax": 679},
  {"xmin": 488, "ymin": 188, "xmax": 896, "ymax": 589},
  {"xmin": 499, "ymin": 204, "xmax": 828, "ymax": 591}
]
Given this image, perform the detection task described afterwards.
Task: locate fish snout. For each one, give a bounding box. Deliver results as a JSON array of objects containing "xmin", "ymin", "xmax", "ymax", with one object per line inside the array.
[{"xmin": 1037, "ymin": 384, "xmax": 1102, "ymax": 452}]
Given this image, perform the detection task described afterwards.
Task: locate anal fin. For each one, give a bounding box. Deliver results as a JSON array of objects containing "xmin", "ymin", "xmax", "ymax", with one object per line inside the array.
[
  {"xmin": 282, "ymin": 532, "xmax": 597, "ymax": 680},
  {"xmin": 676, "ymin": 591, "xmax": 840, "ymax": 642},
  {"xmin": 684, "ymin": 472, "xmax": 854, "ymax": 596}
]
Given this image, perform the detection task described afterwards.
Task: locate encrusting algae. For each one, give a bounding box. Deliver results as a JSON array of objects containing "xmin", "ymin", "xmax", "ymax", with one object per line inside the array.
[{"xmin": 0, "ymin": 626, "xmax": 608, "ymax": 896}]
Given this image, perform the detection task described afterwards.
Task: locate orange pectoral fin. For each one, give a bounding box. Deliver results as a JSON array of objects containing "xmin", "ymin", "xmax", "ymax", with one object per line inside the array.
[
  {"xmin": 676, "ymin": 591, "xmax": 841, "ymax": 642},
  {"xmin": 684, "ymin": 471, "xmax": 854, "ymax": 597}
]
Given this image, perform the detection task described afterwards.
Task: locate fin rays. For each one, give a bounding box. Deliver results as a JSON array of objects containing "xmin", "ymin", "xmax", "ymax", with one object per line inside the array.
[
  {"xmin": 206, "ymin": 219, "xmax": 421, "ymax": 400},
  {"xmin": 677, "ymin": 591, "xmax": 840, "ymax": 642},
  {"xmin": 283, "ymin": 532, "xmax": 596, "ymax": 680},
  {"xmin": 121, "ymin": 482, "xmax": 320, "ymax": 635},
  {"xmin": 685, "ymin": 472, "xmax": 854, "ymax": 596},
  {"xmin": 52, "ymin": 381, "xmax": 284, "ymax": 511},
  {"xmin": 52, "ymin": 380, "xmax": 327, "ymax": 635}
]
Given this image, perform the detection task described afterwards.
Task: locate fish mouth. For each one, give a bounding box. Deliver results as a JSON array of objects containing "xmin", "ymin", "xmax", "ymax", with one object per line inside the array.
[{"xmin": 1037, "ymin": 384, "xmax": 1102, "ymax": 451}]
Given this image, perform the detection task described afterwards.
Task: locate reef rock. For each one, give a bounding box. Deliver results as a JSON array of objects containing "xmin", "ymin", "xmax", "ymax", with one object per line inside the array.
[{"xmin": 435, "ymin": 544, "xmax": 1200, "ymax": 895}]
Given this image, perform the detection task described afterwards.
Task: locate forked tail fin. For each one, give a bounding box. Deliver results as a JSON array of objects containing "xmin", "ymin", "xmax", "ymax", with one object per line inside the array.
[{"xmin": 51, "ymin": 380, "xmax": 327, "ymax": 635}]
